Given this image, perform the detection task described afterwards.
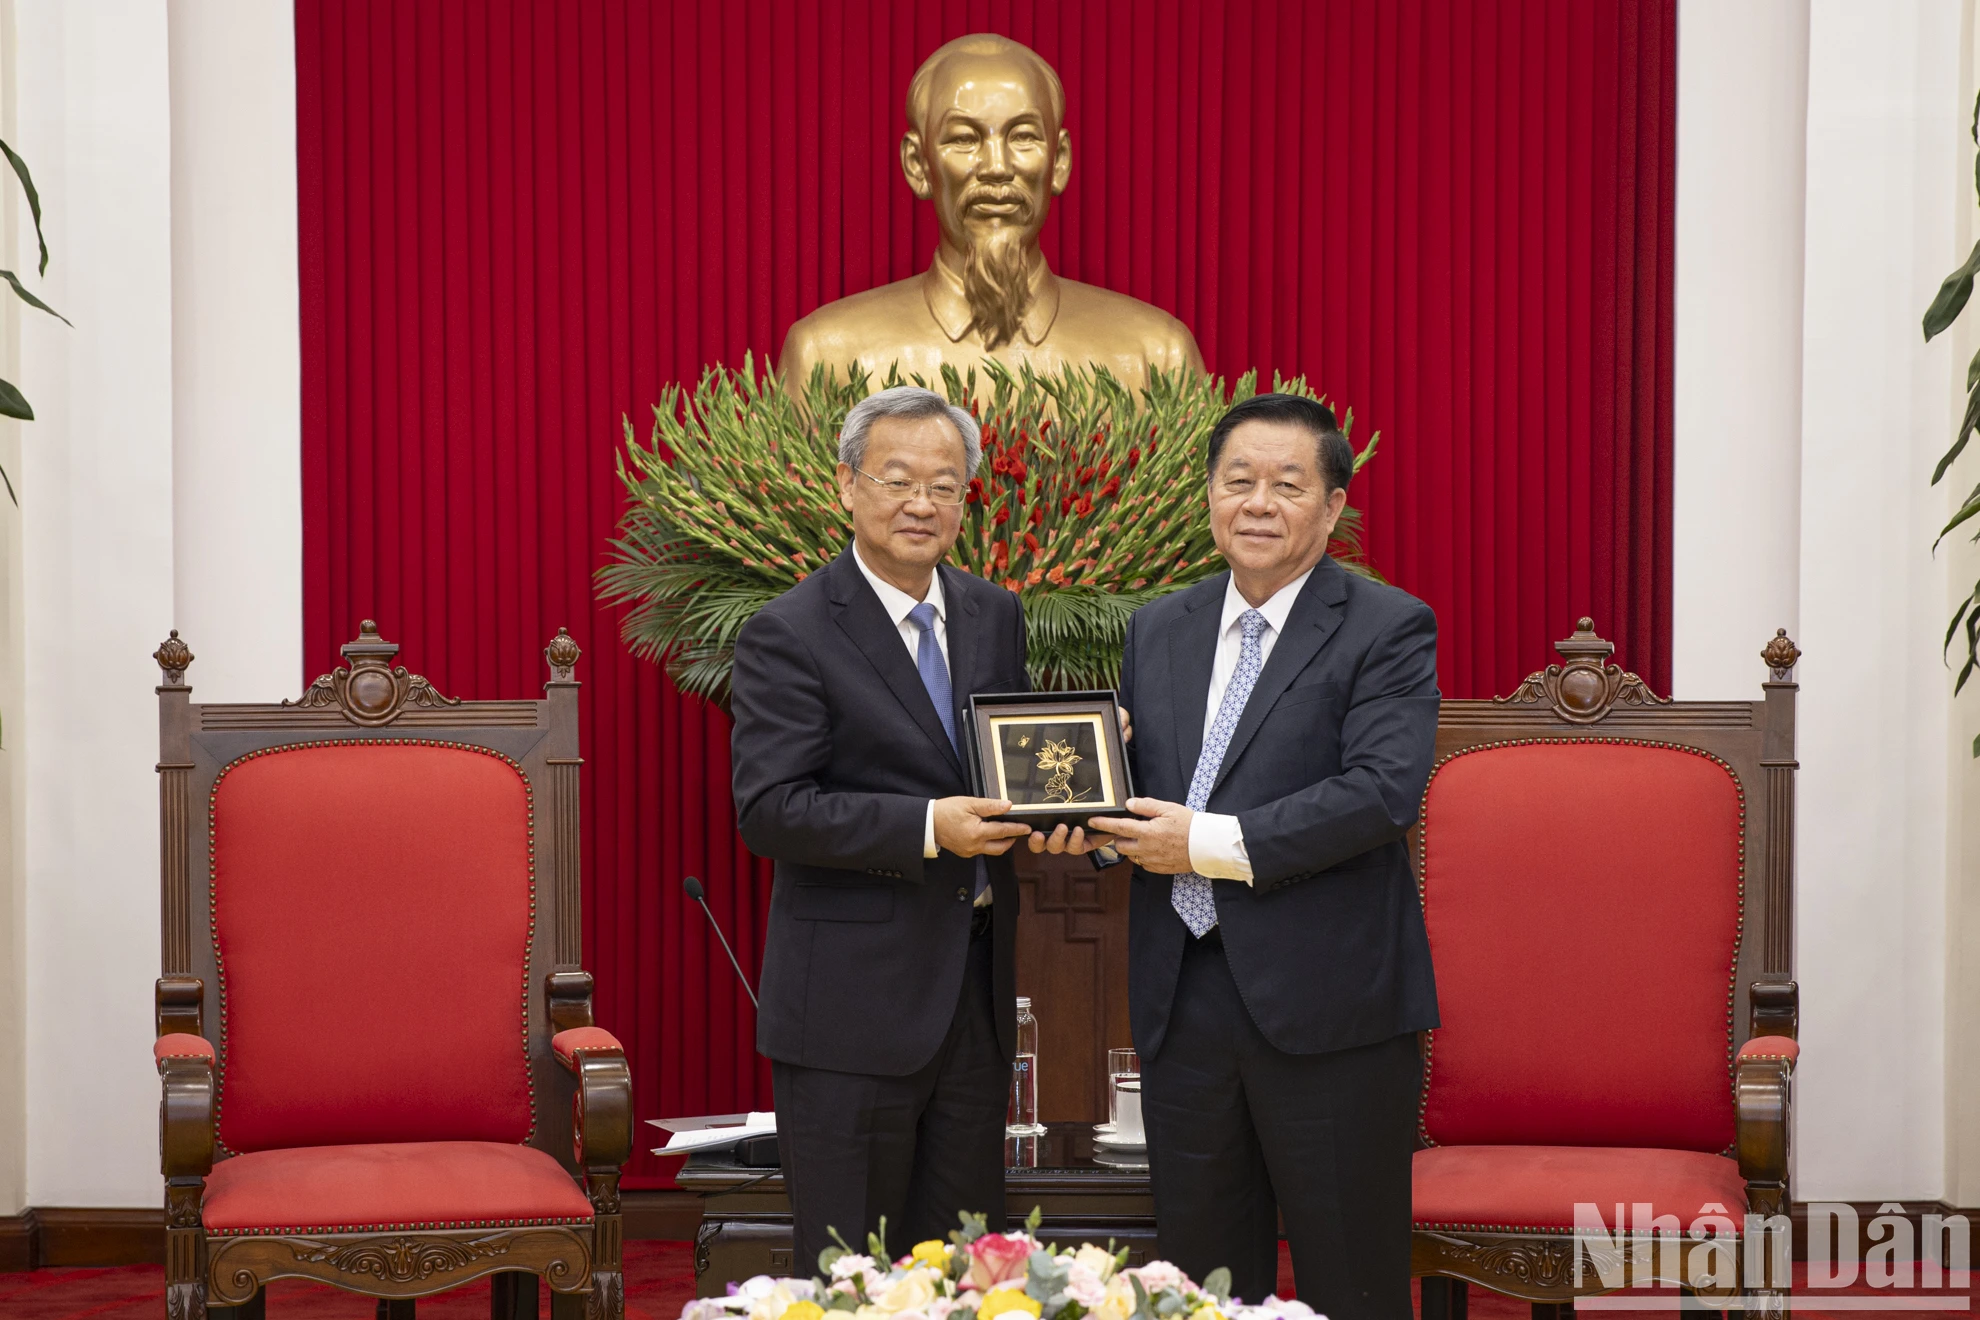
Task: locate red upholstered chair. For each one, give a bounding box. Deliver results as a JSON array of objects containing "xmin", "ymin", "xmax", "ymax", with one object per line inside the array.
[
  {"xmin": 149, "ymin": 623, "xmax": 630, "ymax": 1320},
  {"xmin": 1411, "ymin": 621, "xmax": 1801, "ymax": 1320}
]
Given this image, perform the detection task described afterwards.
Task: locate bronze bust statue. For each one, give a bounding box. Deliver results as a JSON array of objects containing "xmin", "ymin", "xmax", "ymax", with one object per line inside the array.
[{"xmin": 778, "ymin": 33, "xmax": 1205, "ymax": 396}]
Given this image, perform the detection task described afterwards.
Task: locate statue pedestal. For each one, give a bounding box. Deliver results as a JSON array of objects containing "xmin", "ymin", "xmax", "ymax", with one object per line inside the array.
[{"xmin": 1012, "ymin": 849, "xmax": 1133, "ymax": 1124}]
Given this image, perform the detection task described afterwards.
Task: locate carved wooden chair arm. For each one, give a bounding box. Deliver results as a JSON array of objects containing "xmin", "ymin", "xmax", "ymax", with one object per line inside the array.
[
  {"xmin": 1734, "ymin": 1039, "xmax": 1795, "ymax": 1210},
  {"xmin": 155, "ymin": 1034, "xmax": 217, "ymax": 1180},
  {"xmin": 1749, "ymin": 975, "xmax": 1798, "ymax": 1040},
  {"xmin": 554, "ymin": 1028, "xmax": 633, "ymax": 1175}
]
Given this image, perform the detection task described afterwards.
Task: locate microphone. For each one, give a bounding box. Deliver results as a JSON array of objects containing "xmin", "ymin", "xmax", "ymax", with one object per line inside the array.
[{"xmin": 683, "ymin": 876, "xmax": 759, "ymax": 1010}]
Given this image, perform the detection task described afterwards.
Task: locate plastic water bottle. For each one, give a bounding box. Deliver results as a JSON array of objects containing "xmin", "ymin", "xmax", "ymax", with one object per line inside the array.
[{"xmin": 1007, "ymin": 996, "xmax": 1045, "ymax": 1135}]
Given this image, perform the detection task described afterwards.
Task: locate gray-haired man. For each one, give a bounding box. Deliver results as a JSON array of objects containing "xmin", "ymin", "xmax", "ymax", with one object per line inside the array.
[{"xmin": 730, "ymin": 385, "xmax": 1034, "ymax": 1270}]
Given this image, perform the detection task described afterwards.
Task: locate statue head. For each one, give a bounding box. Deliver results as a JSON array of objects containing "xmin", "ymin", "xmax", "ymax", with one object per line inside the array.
[{"xmin": 901, "ymin": 34, "xmax": 1072, "ymax": 349}]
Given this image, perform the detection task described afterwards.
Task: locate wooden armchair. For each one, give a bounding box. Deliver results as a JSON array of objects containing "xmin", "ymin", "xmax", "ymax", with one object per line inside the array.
[
  {"xmin": 150, "ymin": 622, "xmax": 630, "ymax": 1319},
  {"xmin": 1410, "ymin": 620, "xmax": 1800, "ymax": 1320}
]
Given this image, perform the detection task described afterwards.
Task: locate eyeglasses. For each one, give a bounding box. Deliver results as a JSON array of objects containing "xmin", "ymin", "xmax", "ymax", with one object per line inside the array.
[{"xmin": 853, "ymin": 468, "xmax": 968, "ymax": 506}]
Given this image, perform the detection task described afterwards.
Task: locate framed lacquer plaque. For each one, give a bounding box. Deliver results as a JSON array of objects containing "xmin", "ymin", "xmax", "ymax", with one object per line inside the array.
[{"xmin": 963, "ymin": 690, "xmax": 1133, "ymax": 830}]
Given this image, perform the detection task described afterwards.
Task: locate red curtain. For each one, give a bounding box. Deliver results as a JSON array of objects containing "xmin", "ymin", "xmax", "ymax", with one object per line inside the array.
[{"xmin": 295, "ymin": 0, "xmax": 1674, "ymax": 1188}]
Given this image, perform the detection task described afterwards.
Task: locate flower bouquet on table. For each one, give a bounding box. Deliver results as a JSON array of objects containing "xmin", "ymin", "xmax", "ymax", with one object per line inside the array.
[{"xmin": 680, "ymin": 1209, "xmax": 1318, "ymax": 1320}]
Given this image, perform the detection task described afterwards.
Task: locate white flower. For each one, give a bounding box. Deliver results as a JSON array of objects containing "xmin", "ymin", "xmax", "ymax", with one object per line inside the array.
[
  {"xmin": 875, "ymin": 1268, "xmax": 941, "ymax": 1314},
  {"xmin": 831, "ymin": 1254, "xmax": 879, "ymax": 1282},
  {"xmin": 1072, "ymin": 1245, "xmax": 1117, "ymax": 1284},
  {"xmin": 1090, "ymin": 1275, "xmax": 1137, "ymax": 1320},
  {"xmin": 683, "ymin": 1299, "xmax": 737, "ymax": 1320},
  {"xmin": 740, "ymin": 1281, "xmax": 811, "ymax": 1320},
  {"xmin": 1127, "ymin": 1262, "xmax": 1191, "ymax": 1295},
  {"xmin": 1065, "ymin": 1263, "xmax": 1110, "ymax": 1308}
]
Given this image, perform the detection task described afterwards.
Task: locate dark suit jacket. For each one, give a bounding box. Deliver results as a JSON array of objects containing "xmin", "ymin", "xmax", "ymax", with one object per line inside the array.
[
  {"xmin": 1119, "ymin": 556, "xmax": 1441, "ymax": 1059},
  {"xmin": 731, "ymin": 545, "xmax": 1029, "ymax": 1076}
]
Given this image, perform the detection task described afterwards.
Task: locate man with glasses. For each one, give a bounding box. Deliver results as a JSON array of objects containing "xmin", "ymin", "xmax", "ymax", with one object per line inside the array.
[
  {"xmin": 731, "ymin": 385, "xmax": 1034, "ymax": 1271},
  {"xmin": 1086, "ymin": 394, "xmax": 1441, "ymax": 1319}
]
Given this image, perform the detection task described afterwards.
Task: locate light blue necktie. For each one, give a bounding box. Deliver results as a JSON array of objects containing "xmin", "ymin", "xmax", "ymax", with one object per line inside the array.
[
  {"xmin": 907, "ymin": 602, "xmax": 956, "ymax": 751},
  {"xmin": 1171, "ymin": 609, "xmax": 1269, "ymax": 937},
  {"xmin": 909, "ymin": 602, "xmax": 986, "ymax": 898}
]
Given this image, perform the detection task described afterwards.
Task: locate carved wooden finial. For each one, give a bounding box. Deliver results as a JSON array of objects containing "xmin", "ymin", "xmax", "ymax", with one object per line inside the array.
[
  {"xmin": 1494, "ymin": 616, "xmax": 1671, "ymax": 725},
  {"xmin": 1761, "ymin": 628, "xmax": 1801, "ymax": 682},
  {"xmin": 284, "ymin": 621, "xmax": 461, "ymax": 726},
  {"xmin": 545, "ymin": 627, "xmax": 582, "ymax": 683},
  {"xmin": 154, "ymin": 630, "xmax": 194, "ymax": 687}
]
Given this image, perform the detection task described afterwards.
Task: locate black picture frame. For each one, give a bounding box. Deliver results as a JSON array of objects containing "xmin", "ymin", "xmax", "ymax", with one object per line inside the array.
[{"xmin": 963, "ymin": 690, "xmax": 1133, "ymax": 830}]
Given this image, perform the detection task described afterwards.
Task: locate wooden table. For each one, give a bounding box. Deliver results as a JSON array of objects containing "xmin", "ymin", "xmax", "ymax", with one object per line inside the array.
[{"xmin": 680, "ymin": 1122, "xmax": 1155, "ymax": 1295}]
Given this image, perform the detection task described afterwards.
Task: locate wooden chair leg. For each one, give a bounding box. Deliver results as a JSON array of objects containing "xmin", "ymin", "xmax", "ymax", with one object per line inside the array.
[
  {"xmin": 549, "ymin": 1290, "xmax": 589, "ymax": 1320},
  {"xmin": 375, "ymin": 1300, "xmax": 417, "ymax": 1319},
  {"xmin": 492, "ymin": 1271, "xmax": 542, "ymax": 1320},
  {"xmin": 1530, "ymin": 1304, "xmax": 1573, "ymax": 1320},
  {"xmin": 1422, "ymin": 1278, "xmax": 1468, "ymax": 1320}
]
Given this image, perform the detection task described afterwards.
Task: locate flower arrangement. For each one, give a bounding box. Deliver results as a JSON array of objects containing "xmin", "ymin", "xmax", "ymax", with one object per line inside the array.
[
  {"xmin": 601, "ymin": 358, "xmax": 1380, "ymax": 705},
  {"xmin": 681, "ymin": 1210, "xmax": 1316, "ymax": 1320}
]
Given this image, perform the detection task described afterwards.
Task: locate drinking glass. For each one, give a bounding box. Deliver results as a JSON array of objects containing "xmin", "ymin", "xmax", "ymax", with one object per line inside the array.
[{"xmin": 1100, "ymin": 1047, "xmax": 1139, "ymax": 1134}]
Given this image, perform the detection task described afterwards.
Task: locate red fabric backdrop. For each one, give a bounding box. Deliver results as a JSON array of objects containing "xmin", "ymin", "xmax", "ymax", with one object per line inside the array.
[{"xmin": 294, "ymin": 0, "xmax": 1674, "ymax": 1187}]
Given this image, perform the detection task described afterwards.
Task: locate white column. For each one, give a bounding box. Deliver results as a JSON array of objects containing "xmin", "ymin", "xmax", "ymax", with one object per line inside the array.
[
  {"xmin": 0, "ymin": 0, "xmax": 28, "ymax": 1219},
  {"xmin": 15, "ymin": 0, "xmax": 175, "ymax": 1205},
  {"xmin": 1671, "ymin": 0, "xmax": 1810, "ymax": 700},
  {"xmin": 166, "ymin": 0, "xmax": 301, "ymax": 703},
  {"xmin": 1795, "ymin": 0, "xmax": 1964, "ymax": 1201}
]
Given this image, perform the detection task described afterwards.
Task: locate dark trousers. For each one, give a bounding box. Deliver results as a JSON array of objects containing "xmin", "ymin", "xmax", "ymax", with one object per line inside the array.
[
  {"xmin": 1143, "ymin": 930, "xmax": 1422, "ymax": 1320},
  {"xmin": 773, "ymin": 921, "xmax": 1007, "ymax": 1276}
]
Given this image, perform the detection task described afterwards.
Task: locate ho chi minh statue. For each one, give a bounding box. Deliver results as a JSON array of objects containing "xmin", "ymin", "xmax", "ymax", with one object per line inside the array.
[{"xmin": 777, "ymin": 33, "xmax": 1206, "ymax": 397}]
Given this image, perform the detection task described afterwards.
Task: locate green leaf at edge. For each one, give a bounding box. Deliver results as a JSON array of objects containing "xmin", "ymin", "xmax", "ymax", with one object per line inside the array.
[
  {"xmin": 0, "ymin": 269, "xmax": 70, "ymax": 326},
  {"xmin": 0, "ymin": 138, "xmax": 47, "ymax": 276},
  {"xmin": 0, "ymin": 377, "xmax": 31, "ymax": 422},
  {"xmin": 1924, "ymin": 238, "xmax": 1980, "ymax": 341}
]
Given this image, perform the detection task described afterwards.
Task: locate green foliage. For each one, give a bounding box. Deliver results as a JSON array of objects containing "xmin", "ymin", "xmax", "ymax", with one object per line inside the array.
[
  {"xmin": 1927, "ymin": 94, "xmax": 1980, "ymax": 721},
  {"xmin": 600, "ymin": 356, "xmax": 1381, "ymax": 706},
  {"xmin": 0, "ymin": 136, "xmax": 67, "ymax": 502}
]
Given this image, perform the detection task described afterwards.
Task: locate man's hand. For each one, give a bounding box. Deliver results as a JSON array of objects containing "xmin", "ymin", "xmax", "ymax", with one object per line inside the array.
[
  {"xmin": 1085, "ymin": 797, "xmax": 1193, "ymax": 873},
  {"xmin": 933, "ymin": 797, "xmax": 1033, "ymax": 857},
  {"xmin": 1118, "ymin": 705, "xmax": 1133, "ymax": 744},
  {"xmin": 1026, "ymin": 823, "xmax": 1117, "ymax": 855}
]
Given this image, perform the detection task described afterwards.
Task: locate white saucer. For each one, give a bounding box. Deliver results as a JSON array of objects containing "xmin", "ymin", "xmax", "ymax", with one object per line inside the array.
[
  {"xmin": 1092, "ymin": 1130, "xmax": 1147, "ymax": 1151},
  {"xmin": 1093, "ymin": 1122, "xmax": 1118, "ymax": 1135}
]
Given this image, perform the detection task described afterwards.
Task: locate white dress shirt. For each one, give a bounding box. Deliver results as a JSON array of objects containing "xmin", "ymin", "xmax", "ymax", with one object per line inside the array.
[
  {"xmin": 1186, "ymin": 567, "xmax": 1315, "ymax": 885},
  {"xmin": 850, "ymin": 546, "xmax": 967, "ymax": 874}
]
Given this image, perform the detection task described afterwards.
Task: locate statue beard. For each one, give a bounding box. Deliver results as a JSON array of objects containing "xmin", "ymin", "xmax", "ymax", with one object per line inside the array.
[{"xmin": 961, "ymin": 217, "xmax": 1036, "ymax": 351}]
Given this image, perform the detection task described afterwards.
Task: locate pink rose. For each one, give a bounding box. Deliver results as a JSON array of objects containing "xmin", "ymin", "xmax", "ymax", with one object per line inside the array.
[{"xmin": 967, "ymin": 1233, "xmax": 1034, "ymax": 1291}]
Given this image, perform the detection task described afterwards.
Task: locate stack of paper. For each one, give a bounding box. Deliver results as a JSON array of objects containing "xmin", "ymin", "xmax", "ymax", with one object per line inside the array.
[{"xmin": 647, "ymin": 1110, "xmax": 778, "ymax": 1156}]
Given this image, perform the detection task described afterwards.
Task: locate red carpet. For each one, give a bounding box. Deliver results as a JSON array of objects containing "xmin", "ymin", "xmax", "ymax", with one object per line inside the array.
[{"xmin": 0, "ymin": 1245, "xmax": 1967, "ymax": 1318}]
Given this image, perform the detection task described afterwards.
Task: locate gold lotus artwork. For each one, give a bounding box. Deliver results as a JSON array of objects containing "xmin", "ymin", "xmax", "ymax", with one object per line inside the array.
[
  {"xmin": 989, "ymin": 713, "xmax": 1117, "ymax": 812},
  {"xmin": 1035, "ymin": 739, "xmax": 1087, "ymax": 804}
]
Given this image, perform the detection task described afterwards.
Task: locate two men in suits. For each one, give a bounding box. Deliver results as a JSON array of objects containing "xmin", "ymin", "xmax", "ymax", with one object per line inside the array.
[
  {"xmin": 729, "ymin": 386, "xmax": 1035, "ymax": 1272},
  {"xmin": 1088, "ymin": 394, "xmax": 1442, "ymax": 1320}
]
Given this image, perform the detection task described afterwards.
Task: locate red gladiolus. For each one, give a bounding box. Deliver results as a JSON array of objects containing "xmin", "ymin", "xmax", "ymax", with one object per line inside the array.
[
  {"xmin": 992, "ymin": 540, "xmax": 1009, "ymax": 570},
  {"xmin": 1127, "ymin": 447, "xmax": 1142, "ymax": 467},
  {"xmin": 1026, "ymin": 568, "xmax": 1045, "ymax": 586},
  {"xmin": 1034, "ymin": 476, "xmax": 1044, "ymax": 494},
  {"xmin": 992, "ymin": 455, "xmax": 1010, "ymax": 476},
  {"xmin": 1059, "ymin": 495, "xmax": 1074, "ymax": 515},
  {"xmin": 1010, "ymin": 459, "xmax": 1028, "ymax": 483},
  {"xmin": 1076, "ymin": 493, "xmax": 1094, "ymax": 516},
  {"xmin": 1077, "ymin": 466, "xmax": 1094, "ymax": 485},
  {"xmin": 1099, "ymin": 477, "xmax": 1121, "ymax": 499},
  {"xmin": 1047, "ymin": 564, "xmax": 1067, "ymax": 586},
  {"xmin": 994, "ymin": 506, "xmax": 1010, "ymax": 526},
  {"xmin": 967, "ymin": 478, "xmax": 984, "ymax": 504},
  {"xmin": 1028, "ymin": 505, "xmax": 1043, "ymax": 528},
  {"xmin": 1024, "ymin": 532, "xmax": 1041, "ymax": 555}
]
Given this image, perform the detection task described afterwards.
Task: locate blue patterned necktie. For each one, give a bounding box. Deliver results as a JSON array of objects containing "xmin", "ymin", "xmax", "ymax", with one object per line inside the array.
[
  {"xmin": 1171, "ymin": 608, "xmax": 1269, "ymax": 936},
  {"xmin": 909, "ymin": 602, "xmax": 986, "ymax": 898},
  {"xmin": 907, "ymin": 602, "xmax": 956, "ymax": 751}
]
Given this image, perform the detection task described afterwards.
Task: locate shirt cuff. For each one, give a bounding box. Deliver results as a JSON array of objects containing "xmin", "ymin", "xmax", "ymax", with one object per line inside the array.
[
  {"xmin": 925, "ymin": 800, "xmax": 939, "ymax": 859},
  {"xmin": 1188, "ymin": 811, "xmax": 1253, "ymax": 885}
]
